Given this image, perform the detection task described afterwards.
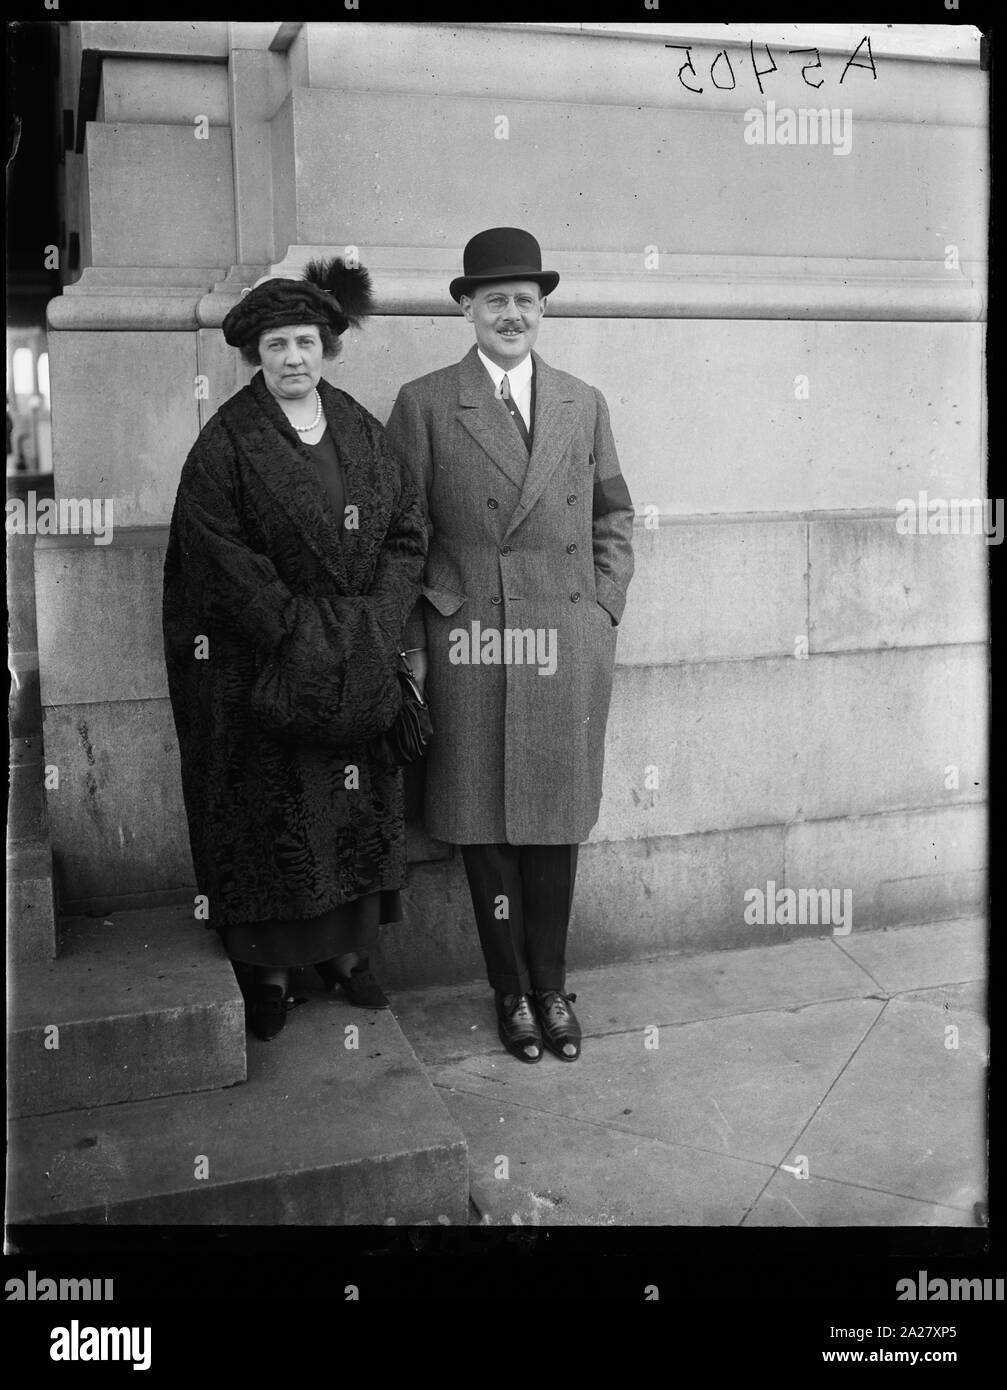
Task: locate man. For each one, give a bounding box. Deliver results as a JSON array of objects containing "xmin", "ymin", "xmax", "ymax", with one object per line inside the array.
[{"xmin": 386, "ymin": 227, "xmax": 634, "ymax": 1064}]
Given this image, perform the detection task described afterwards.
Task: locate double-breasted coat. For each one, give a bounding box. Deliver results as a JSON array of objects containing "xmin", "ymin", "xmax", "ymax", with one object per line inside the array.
[
  {"xmin": 385, "ymin": 344, "xmax": 635, "ymax": 845},
  {"xmin": 162, "ymin": 370, "xmax": 427, "ymax": 928}
]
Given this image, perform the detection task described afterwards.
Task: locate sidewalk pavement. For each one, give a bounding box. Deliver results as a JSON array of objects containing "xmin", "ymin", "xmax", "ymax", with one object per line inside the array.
[{"xmin": 390, "ymin": 918, "xmax": 987, "ymax": 1226}]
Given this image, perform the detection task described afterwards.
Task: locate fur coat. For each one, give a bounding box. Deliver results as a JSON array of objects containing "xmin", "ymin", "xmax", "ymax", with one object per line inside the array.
[{"xmin": 162, "ymin": 370, "xmax": 426, "ymax": 926}]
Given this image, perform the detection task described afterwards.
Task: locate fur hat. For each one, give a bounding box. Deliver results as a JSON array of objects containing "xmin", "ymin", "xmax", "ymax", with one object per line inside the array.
[{"xmin": 221, "ymin": 257, "xmax": 374, "ymax": 348}]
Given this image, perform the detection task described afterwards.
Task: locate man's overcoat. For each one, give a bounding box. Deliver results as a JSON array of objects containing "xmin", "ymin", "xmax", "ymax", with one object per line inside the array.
[
  {"xmin": 163, "ymin": 371, "xmax": 426, "ymax": 927},
  {"xmin": 385, "ymin": 345, "xmax": 634, "ymax": 845}
]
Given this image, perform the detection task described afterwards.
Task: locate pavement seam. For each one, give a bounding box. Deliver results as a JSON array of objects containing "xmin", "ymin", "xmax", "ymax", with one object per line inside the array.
[
  {"xmin": 434, "ymin": 1074, "xmax": 983, "ymax": 1218},
  {"xmin": 739, "ymin": 995, "xmax": 892, "ymax": 1225},
  {"xmin": 389, "ymin": 916, "xmax": 985, "ymax": 1007},
  {"xmin": 829, "ymin": 937, "xmax": 896, "ymax": 993},
  {"xmin": 407, "ymin": 988, "xmax": 896, "ymax": 1070},
  {"xmin": 403, "ymin": 972, "xmax": 985, "ymax": 1071},
  {"xmin": 749, "ymin": 1167, "xmax": 980, "ymax": 1216},
  {"xmin": 432, "ymin": 1079, "xmax": 793, "ymax": 1173}
]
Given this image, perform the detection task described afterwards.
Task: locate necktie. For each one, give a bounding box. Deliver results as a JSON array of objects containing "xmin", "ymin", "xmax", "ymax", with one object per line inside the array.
[{"xmin": 500, "ymin": 373, "xmax": 532, "ymax": 452}]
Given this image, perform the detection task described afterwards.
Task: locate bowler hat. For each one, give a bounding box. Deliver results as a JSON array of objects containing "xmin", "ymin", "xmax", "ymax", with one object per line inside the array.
[{"xmin": 449, "ymin": 227, "xmax": 559, "ymax": 303}]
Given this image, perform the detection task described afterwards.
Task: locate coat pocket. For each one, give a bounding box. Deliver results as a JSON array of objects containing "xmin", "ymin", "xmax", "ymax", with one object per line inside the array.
[{"xmin": 422, "ymin": 585, "xmax": 467, "ymax": 617}]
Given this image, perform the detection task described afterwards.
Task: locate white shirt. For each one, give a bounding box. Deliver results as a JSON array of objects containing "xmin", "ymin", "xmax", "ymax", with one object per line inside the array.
[{"xmin": 477, "ymin": 348, "xmax": 533, "ymax": 432}]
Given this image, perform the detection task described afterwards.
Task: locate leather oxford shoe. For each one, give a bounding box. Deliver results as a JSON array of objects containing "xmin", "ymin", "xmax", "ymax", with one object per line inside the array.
[
  {"xmin": 496, "ymin": 992, "xmax": 543, "ymax": 1063},
  {"xmin": 533, "ymin": 989, "xmax": 581, "ymax": 1061}
]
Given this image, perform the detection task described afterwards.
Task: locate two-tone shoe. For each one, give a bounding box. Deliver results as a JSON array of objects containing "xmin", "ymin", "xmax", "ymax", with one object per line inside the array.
[
  {"xmin": 495, "ymin": 992, "xmax": 544, "ymax": 1063},
  {"xmin": 533, "ymin": 989, "xmax": 581, "ymax": 1061}
]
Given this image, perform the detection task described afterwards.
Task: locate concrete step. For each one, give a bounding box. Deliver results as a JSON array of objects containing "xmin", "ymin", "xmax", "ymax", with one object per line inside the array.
[
  {"xmin": 7, "ymin": 906, "xmax": 245, "ymax": 1117},
  {"xmin": 7, "ymin": 972, "xmax": 469, "ymax": 1225}
]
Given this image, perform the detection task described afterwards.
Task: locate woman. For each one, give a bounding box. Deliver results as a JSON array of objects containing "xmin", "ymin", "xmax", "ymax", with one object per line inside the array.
[{"xmin": 162, "ymin": 258, "xmax": 426, "ymax": 1041}]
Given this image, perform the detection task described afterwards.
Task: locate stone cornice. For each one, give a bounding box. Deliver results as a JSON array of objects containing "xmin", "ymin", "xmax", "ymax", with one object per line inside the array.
[
  {"xmin": 223, "ymin": 248, "xmax": 988, "ymax": 324},
  {"xmin": 45, "ymin": 251, "xmax": 986, "ymax": 331}
]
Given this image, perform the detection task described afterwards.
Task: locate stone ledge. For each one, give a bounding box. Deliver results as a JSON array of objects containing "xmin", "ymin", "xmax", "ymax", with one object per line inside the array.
[
  {"xmin": 7, "ymin": 969, "xmax": 468, "ymax": 1225},
  {"xmin": 376, "ymin": 805, "xmax": 988, "ymax": 988},
  {"xmin": 219, "ymin": 248, "xmax": 987, "ymax": 325},
  {"xmin": 8, "ymin": 907, "xmax": 246, "ymax": 1118},
  {"xmin": 43, "ymin": 252, "xmax": 985, "ymax": 331}
]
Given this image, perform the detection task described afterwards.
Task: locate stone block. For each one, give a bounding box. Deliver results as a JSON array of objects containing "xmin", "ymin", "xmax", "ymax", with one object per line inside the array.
[
  {"xmin": 8, "ymin": 907, "xmax": 246, "ymax": 1118},
  {"xmin": 79, "ymin": 21, "xmax": 228, "ymax": 60},
  {"xmin": 792, "ymin": 644, "xmax": 988, "ymax": 822},
  {"xmin": 573, "ymin": 825, "xmax": 789, "ymax": 963},
  {"xmin": 334, "ymin": 316, "xmax": 984, "ymax": 518},
  {"xmin": 785, "ymin": 805, "xmax": 988, "ymax": 930},
  {"xmin": 809, "ymin": 516, "xmax": 989, "ymax": 651},
  {"xmin": 618, "ymin": 518, "xmax": 807, "ymax": 664},
  {"xmin": 6, "ymin": 758, "xmax": 47, "ymax": 845},
  {"xmin": 7, "ymin": 970, "xmax": 468, "ymax": 1224},
  {"xmin": 98, "ymin": 58, "xmax": 230, "ymax": 125},
  {"xmin": 7, "ymin": 530, "xmax": 40, "ymax": 653},
  {"xmin": 6, "ymin": 842, "xmax": 59, "ymax": 966},
  {"xmin": 377, "ymin": 824, "xmax": 785, "ymax": 989},
  {"xmin": 269, "ymin": 93, "xmax": 297, "ymax": 259},
  {"xmin": 596, "ymin": 645, "xmax": 987, "ymax": 842},
  {"xmin": 376, "ymin": 854, "xmax": 487, "ymax": 990},
  {"xmin": 303, "ymin": 22, "xmax": 985, "ymax": 127},
  {"xmin": 39, "ymin": 695, "xmax": 447, "ymax": 911},
  {"xmin": 280, "ymin": 87, "xmax": 985, "ymax": 262},
  {"xmin": 31, "ymin": 514, "xmax": 812, "ymax": 706},
  {"xmin": 85, "ymin": 122, "xmax": 234, "ymax": 268},
  {"xmin": 596, "ymin": 659, "xmax": 804, "ymax": 841},
  {"xmin": 197, "ymin": 326, "xmax": 252, "ymax": 427},
  {"xmin": 544, "ymin": 318, "xmax": 985, "ymax": 518},
  {"xmin": 36, "ymin": 538, "xmax": 168, "ymax": 706},
  {"xmin": 8, "ymin": 652, "xmax": 41, "ymax": 743},
  {"xmin": 47, "ymin": 331, "xmax": 199, "ymax": 527},
  {"xmin": 42, "ymin": 698, "xmax": 193, "ymax": 905}
]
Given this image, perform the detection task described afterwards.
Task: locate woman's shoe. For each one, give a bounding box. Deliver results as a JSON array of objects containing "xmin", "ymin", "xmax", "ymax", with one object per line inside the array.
[
  {"xmin": 495, "ymin": 992, "xmax": 543, "ymax": 1063},
  {"xmin": 315, "ymin": 957, "xmax": 389, "ymax": 1009},
  {"xmin": 246, "ymin": 982, "xmax": 292, "ymax": 1041},
  {"xmin": 532, "ymin": 989, "xmax": 581, "ymax": 1061}
]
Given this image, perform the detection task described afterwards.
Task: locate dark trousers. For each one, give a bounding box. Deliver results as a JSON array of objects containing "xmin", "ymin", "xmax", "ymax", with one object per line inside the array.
[{"xmin": 460, "ymin": 843, "xmax": 579, "ymax": 995}]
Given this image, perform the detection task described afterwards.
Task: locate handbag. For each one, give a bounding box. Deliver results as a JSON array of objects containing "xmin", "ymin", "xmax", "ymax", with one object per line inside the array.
[{"xmin": 369, "ymin": 652, "xmax": 433, "ymax": 768}]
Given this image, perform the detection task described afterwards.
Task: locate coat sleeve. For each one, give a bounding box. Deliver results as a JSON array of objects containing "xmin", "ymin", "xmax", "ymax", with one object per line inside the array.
[
  {"xmin": 164, "ymin": 432, "xmax": 403, "ymax": 748},
  {"xmin": 384, "ymin": 384, "xmax": 433, "ymax": 651},
  {"xmin": 589, "ymin": 388, "xmax": 635, "ymax": 625},
  {"xmin": 354, "ymin": 404, "xmax": 428, "ymax": 648}
]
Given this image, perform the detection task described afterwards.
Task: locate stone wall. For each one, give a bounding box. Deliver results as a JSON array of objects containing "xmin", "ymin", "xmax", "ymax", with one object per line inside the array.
[{"xmin": 38, "ymin": 22, "xmax": 988, "ymax": 982}]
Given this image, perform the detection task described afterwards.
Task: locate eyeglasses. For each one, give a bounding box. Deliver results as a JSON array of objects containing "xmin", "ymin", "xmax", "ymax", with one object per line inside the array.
[{"xmin": 479, "ymin": 294, "xmax": 541, "ymax": 311}]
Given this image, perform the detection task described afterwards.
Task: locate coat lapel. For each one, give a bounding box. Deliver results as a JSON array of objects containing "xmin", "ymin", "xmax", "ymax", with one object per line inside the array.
[
  {"xmin": 221, "ymin": 371, "xmax": 348, "ymax": 591},
  {"xmin": 454, "ymin": 345, "xmax": 530, "ymax": 495},
  {"xmin": 504, "ymin": 352, "xmax": 577, "ymax": 539}
]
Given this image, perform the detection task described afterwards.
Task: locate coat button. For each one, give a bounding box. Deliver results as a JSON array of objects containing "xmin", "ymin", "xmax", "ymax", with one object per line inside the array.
[
  {"xmin": 567, "ymin": 494, "xmax": 577, "ymax": 505},
  {"xmin": 570, "ymin": 591, "xmax": 581, "ymax": 602},
  {"xmin": 566, "ymin": 543, "xmax": 577, "ymax": 553},
  {"xmin": 500, "ymin": 546, "xmax": 511, "ymax": 555},
  {"xmin": 491, "ymin": 596, "xmax": 502, "ymax": 605},
  {"xmin": 487, "ymin": 498, "xmax": 499, "ymax": 509}
]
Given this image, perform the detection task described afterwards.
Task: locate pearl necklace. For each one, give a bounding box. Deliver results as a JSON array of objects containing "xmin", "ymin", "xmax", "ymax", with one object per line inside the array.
[{"xmin": 292, "ymin": 389, "xmax": 323, "ymax": 433}]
